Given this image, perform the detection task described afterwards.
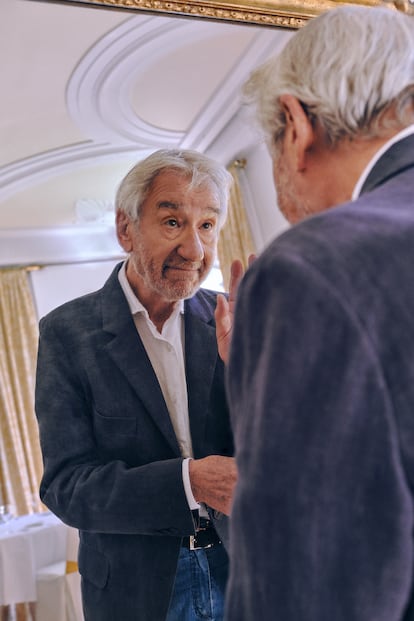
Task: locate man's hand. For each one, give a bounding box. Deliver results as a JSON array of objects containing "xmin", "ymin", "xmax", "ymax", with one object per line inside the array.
[
  {"xmin": 189, "ymin": 455, "xmax": 238, "ymax": 516},
  {"xmin": 215, "ymin": 256, "xmax": 255, "ymax": 364}
]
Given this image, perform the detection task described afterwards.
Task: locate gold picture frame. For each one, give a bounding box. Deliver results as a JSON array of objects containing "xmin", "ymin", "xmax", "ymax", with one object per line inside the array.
[{"xmin": 35, "ymin": 0, "xmax": 398, "ymax": 29}]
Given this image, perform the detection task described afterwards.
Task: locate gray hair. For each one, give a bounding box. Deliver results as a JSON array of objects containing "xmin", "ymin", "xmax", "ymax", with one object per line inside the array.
[
  {"xmin": 115, "ymin": 149, "xmax": 233, "ymax": 227},
  {"xmin": 243, "ymin": 6, "xmax": 414, "ymax": 149}
]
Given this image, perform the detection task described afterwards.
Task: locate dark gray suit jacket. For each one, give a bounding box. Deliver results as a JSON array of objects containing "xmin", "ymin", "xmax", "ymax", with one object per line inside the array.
[
  {"xmin": 225, "ymin": 134, "xmax": 414, "ymax": 621},
  {"xmin": 35, "ymin": 264, "xmax": 232, "ymax": 621}
]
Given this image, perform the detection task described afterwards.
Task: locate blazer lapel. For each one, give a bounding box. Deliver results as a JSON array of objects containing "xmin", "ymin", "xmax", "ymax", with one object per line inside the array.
[
  {"xmin": 100, "ymin": 265, "xmax": 180, "ymax": 455},
  {"xmin": 184, "ymin": 295, "xmax": 219, "ymax": 457}
]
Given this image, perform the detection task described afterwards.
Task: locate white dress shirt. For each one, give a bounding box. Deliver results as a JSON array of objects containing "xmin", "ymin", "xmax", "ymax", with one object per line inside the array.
[{"xmin": 117, "ymin": 261, "xmax": 202, "ymax": 513}]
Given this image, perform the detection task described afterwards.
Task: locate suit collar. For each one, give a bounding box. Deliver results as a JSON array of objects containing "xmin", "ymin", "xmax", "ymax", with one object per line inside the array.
[
  {"xmin": 100, "ymin": 263, "xmax": 180, "ymax": 454},
  {"xmin": 184, "ymin": 292, "xmax": 219, "ymax": 456},
  {"xmin": 359, "ymin": 131, "xmax": 414, "ymax": 196},
  {"xmin": 100, "ymin": 262, "xmax": 131, "ymax": 335},
  {"xmin": 100, "ymin": 265, "xmax": 219, "ymax": 457}
]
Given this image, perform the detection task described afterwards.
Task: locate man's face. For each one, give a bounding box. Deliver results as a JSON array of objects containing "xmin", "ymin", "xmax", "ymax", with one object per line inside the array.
[{"xmin": 118, "ymin": 170, "xmax": 221, "ymax": 304}]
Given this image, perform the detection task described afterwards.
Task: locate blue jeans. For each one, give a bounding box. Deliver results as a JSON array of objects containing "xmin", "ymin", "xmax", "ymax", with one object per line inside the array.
[{"xmin": 166, "ymin": 544, "xmax": 229, "ymax": 621}]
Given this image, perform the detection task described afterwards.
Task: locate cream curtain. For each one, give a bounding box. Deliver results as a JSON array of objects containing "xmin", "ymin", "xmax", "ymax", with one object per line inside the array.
[
  {"xmin": 0, "ymin": 268, "xmax": 43, "ymax": 515},
  {"xmin": 218, "ymin": 160, "xmax": 256, "ymax": 291}
]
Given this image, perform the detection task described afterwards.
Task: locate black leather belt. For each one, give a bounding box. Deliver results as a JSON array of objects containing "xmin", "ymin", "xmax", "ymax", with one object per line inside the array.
[{"xmin": 182, "ymin": 519, "xmax": 222, "ymax": 551}]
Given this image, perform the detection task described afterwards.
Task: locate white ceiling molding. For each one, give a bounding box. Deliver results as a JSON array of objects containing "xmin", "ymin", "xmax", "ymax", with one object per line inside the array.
[
  {"xmin": 0, "ymin": 14, "xmax": 271, "ymax": 202},
  {"xmin": 0, "ymin": 143, "xmax": 153, "ymax": 202},
  {"xmin": 75, "ymin": 198, "xmax": 115, "ymax": 225},
  {"xmin": 0, "ymin": 1, "xmax": 293, "ymax": 268},
  {"xmin": 181, "ymin": 28, "xmax": 293, "ymax": 153},
  {"xmin": 0, "ymin": 225, "xmax": 123, "ymax": 266},
  {"xmin": 66, "ymin": 14, "xmax": 223, "ymax": 145}
]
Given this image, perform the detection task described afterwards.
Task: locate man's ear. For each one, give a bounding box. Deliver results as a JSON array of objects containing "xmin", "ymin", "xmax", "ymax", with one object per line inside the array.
[
  {"xmin": 116, "ymin": 210, "xmax": 133, "ymax": 252},
  {"xmin": 279, "ymin": 94, "xmax": 315, "ymax": 171}
]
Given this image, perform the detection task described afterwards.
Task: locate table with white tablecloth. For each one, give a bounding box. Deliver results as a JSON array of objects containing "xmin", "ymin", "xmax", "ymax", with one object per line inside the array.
[{"xmin": 0, "ymin": 512, "xmax": 67, "ymax": 607}]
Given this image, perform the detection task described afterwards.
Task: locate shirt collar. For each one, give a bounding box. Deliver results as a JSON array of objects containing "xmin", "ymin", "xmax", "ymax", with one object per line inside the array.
[
  {"xmin": 352, "ymin": 124, "xmax": 414, "ymax": 200},
  {"xmin": 117, "ymin": 260, "xmax": 184, "ymax": 319}
]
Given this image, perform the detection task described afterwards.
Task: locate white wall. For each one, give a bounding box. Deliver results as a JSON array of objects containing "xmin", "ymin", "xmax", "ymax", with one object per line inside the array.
[
  {"xmin": 242, "ymin": 142, "xmax": 289, "ymax": 251},
  {"xmin": 30, "ymin": 259, "xmax": 121, "ymax": 319},
  {"xmin": 0, "ymin": 224, "xmax": 125, "ymax": 319}
]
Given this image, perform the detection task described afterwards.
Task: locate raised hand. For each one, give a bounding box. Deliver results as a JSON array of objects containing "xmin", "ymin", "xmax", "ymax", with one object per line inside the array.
[{"xmin": 215, "ymin": 255, "xmax": 255, "ymax": 364}]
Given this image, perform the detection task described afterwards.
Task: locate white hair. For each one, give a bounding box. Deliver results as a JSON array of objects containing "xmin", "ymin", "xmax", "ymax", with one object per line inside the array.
[
  {"xmin": 244, "ymin": 6, "xmax": 414, "ymax": 149},
  {"xmin": 115, "ymin": 149, "xmax": 232, "ymax": 227}
]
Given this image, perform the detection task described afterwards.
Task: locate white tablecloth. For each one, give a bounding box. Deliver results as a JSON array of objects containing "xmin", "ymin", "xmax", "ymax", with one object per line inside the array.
[{"xmin": 0, "ymin": 512, "xmax": 67, "ymax": 606}]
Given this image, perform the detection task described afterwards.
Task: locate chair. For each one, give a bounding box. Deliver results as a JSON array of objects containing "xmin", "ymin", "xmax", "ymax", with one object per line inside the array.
[{"xmin": 35, "ymin": 526, "xmax": 83, "ymax": 621}]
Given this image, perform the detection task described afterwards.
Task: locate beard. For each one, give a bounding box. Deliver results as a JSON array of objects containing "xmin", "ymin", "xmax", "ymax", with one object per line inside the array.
[
  {"xmin": 273, "ymin": 150, "xmax": 314, "ymax": 225},
  {"xmin": 130, "ymin": 245, "xmax": 209, "ymax": 302}
]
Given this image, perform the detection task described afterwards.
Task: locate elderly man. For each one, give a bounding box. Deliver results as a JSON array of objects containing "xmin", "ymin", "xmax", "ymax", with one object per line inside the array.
[
  {"xmin": 35, "ymin": 149, "xmax": 238, "ymax": 621},
  {"xmin": 224, "ymin": 6, "xmax": 414, "ymax": 621}
]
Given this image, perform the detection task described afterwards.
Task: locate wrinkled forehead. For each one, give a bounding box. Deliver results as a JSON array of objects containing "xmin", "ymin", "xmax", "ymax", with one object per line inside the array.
[
  {"xmin": 151, "ymin": 167, "xmax": 218, "ymax": 193},
  {"xmin": 147, "ymin": 168, "xmax": 222, "ymax": 212}
]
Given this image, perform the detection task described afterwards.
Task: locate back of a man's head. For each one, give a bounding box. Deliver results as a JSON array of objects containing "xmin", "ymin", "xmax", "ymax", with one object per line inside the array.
[{"xmin": 244, "ymin": 6, "xmax": 414, "ymax": 150}]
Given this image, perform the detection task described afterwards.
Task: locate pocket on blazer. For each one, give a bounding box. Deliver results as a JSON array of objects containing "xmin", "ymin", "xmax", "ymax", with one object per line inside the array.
[{"xmin": 93, "ymin": 409, "xmax": 137, "ymax": 436}]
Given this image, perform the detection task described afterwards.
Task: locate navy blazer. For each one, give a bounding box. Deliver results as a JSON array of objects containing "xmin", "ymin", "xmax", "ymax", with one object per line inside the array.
[
  {"xmin": 35, "ymin": 264, "xmax": 232, "ymax": 621},
  {"xmin": 226, "ymin": 135, "xmax": 414, "ymax": 621}
]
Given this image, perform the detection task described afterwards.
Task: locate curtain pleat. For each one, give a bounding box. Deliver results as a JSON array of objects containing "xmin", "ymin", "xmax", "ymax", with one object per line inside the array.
[{"xmin": 0, "ymin": 269, "xmax": 43, "ymax": 515}]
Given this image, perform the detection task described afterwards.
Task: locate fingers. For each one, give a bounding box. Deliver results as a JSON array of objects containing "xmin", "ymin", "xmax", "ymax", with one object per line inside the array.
[
  {"xmin": 216, "ymin": 257, "xmax": 255, "ymax": 364},
  {"xmin": 228, "ymin": 255, "xmax": 256, "ymax": 300},
  {"xmin": 215, "ymin": 294, "xmax": 231, "ymax": 363},
  {"xmin": 215, "ymin": 293, "xmax": 229, "ymax": 324},
  {"xmin": 228, "ymin": 259, "xmax": 244, "ymax": 302}
]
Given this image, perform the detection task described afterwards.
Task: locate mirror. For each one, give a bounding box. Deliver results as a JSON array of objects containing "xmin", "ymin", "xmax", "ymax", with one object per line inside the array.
[
  {"xmin": 1, "ymin": 0, "xmax": 294, "ymax": 269},
  {"xmin": 1, "ymin": 0, "xmax": 403, "ymax": 269},
  {"xmin": 35, "ymin": 0, "xmax": 393, "ymax": 27}
]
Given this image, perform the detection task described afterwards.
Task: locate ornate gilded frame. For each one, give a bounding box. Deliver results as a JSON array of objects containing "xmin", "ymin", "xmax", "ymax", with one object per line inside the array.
[{"xmin": 32, "ymin": 0, "xmax": 397, "ymax": 29}]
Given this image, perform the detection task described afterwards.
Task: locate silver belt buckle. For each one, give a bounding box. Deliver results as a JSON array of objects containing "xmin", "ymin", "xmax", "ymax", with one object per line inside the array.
[{"xmin": 189, "ymin": 534, "xmax": 214, "ymax": 551}]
